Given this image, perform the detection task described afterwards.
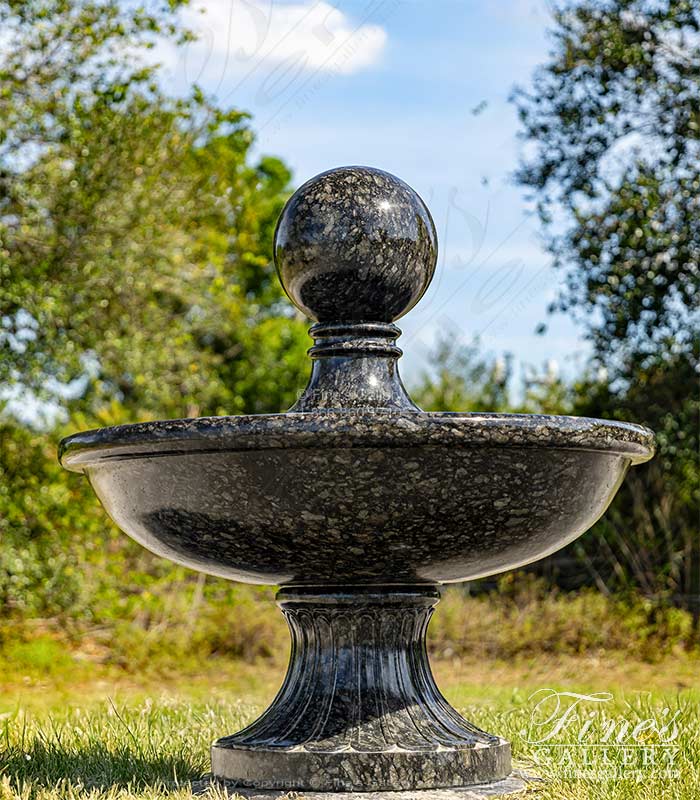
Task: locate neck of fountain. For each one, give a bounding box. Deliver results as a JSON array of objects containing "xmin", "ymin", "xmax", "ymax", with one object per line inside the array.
[{"xmin": 288, "ymin": 320, "xmax": 420, "ymax": 413}]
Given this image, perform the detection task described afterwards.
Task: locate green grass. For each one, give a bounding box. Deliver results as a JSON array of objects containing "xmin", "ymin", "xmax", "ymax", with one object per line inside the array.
[
  {"xmin": 0, "ymin": 657, "xmax": 698, "ymax": 800},
  {"xmin": 2, "ymin": 579, "xmax": 698, "ymax": 799}
]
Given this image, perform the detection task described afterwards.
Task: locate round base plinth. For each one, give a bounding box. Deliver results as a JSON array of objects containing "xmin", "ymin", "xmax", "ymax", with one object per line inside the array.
[
  {"xmin": 211, "ymin": 739, "xmax": 511, "ymax": 793},
  {"xmin": 211, "ymin": 587, "xmax": 512, "ymax": 793}
]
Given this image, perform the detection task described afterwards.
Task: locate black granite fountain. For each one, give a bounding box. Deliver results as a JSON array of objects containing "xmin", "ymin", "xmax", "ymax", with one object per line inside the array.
[{"xmin": 60, "ymin": 166, "xmax": 655, "ymax": 797}]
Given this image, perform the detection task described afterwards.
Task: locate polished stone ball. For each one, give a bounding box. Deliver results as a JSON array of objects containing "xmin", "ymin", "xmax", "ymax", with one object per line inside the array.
[{"xmin": 274, "ymin": 166, "xmax": 437, "ymax": 322}]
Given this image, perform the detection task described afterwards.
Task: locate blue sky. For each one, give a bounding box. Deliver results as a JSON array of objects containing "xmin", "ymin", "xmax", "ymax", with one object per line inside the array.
[{"xmin": 160, "ymin": 0, "xmax": 590, "ymax": 387}]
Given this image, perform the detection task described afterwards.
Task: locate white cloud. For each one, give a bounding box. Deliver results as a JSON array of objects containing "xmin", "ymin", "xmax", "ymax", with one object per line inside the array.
[{"xmin": 172, "ymin": 0, "xmax": 387, "ymax": 90}]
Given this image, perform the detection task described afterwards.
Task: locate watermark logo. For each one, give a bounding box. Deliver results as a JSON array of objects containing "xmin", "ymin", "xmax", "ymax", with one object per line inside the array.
[{"xmin": 523, "ymin": 689, "xmax": 682, "ymax": 782}]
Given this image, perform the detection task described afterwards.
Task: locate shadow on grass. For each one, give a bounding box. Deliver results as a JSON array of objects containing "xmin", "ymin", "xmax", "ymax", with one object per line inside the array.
[{"xmin": 0, "ymin": 740, "xmax": 204, "ymax": 792}]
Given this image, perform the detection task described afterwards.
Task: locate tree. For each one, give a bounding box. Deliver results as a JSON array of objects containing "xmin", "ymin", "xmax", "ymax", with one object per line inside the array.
[
  {"xmin": 412, "ymin": 337, "xmax": 512, "ymax": 413},
  {"xmin": 569, "ymin": 347, "xmax": 699, "ymax": 608},
  {"xmin": 0, "ymin": 0, "xmax": 308, "ymax": 422},
  {"xmin": 513, "ymin": 0, "xmax": 700, "ymax": 366},
  {"xmin": 514, "ymin": 0, "xmax": 699, "ymax": 617},
  {"xmin": 0, "ymin": 2, "xmax": 310, "ymax": 628}
]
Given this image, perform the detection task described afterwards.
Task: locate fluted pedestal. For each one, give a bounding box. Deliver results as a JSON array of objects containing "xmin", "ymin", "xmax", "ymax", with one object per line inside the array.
[{"xmin": 211, "ymin": 586, "xmax": 510, "ymax": 792}]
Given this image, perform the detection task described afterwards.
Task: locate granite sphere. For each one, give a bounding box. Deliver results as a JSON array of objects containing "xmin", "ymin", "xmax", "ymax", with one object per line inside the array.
[{"xmin": 274, "ymin": 166, "xmax": 437, "ymax": 322}]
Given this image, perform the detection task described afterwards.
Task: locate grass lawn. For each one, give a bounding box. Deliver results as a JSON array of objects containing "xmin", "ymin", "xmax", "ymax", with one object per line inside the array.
[{"xmin": 1, "ymin": 653, "xmax": 697, "ymax": 800}]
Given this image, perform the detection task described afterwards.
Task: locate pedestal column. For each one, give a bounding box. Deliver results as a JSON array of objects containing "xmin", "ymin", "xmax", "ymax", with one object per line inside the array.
[{"xmin": 211, "ymin": 586, "xmax": 510, "ymax": 792}]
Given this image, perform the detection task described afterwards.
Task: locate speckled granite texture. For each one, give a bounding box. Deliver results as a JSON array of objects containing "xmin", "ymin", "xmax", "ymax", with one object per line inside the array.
[
  {"xmin": 288, "ymin": 322, "xmax": 419, "ymax": 412},
  {"xmin": 274, "ymin": 166, "xmax": 437, "ymax": 323},
  {"xmin": 275, "ymin": 167, "xmax": 436, "ymax": 412},
  {"xmin": 212, "ymin": 587, "xmax": 507, "ymax": 792},
  {"xmin": 59, "ymin": 165, "xmax": 655, "ymax": 793},
  {"xmin": 60, "ymin": 411, "xmax": 653, "ymax": 585}
]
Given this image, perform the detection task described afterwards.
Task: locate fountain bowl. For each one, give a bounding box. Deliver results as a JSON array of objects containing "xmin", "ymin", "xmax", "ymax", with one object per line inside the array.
[{"xmin": 60, "ymin": 409, "xmax": 653, "ymax": 586}]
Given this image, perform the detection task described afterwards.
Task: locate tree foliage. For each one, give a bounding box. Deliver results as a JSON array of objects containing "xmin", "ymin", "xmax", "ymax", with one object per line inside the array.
[
  {"xmin": 514, "ymin": 0, "xmax": 699, "ymax": 611},
  {"xmin": 412, "ymin": 338, "xmax": 512, "ymax": 413},
  {"xmin": 0, "ymin": 2, "xmax": 309, "ymax": 628},
  {"xmin": 569, "ymin": 347, "xmax": 699, "ymax": 604},
  {"xmin": 0, "ymin": 0, "xmax": 308, "ymax": 421},
  {"xmin": 513, "ymin": 0, "xmax": 700, "ymax": 364}
]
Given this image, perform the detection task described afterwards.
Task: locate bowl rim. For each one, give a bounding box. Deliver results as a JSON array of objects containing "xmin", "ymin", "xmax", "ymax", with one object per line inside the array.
[{"xmin": 59, "ymin": 410, "xmax": 656, "ymax": 472}]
